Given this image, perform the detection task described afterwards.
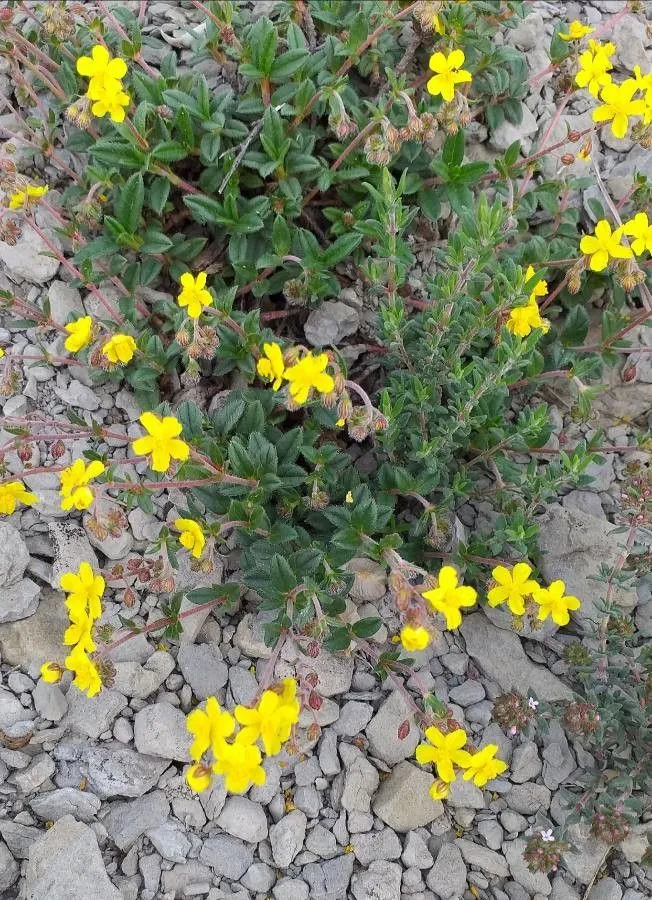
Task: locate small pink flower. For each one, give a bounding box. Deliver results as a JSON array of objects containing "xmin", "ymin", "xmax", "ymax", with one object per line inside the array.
[
  {"xmin": 540, "ymin": 829, "xmax": 554, "ymax": 842},
  {"xmin": 510, "ymin": 725, "xmax": 518, "ymax": 735},
  {"xmin": 528, "ymin": 697, "xmax": 539, "ymax": 710}
]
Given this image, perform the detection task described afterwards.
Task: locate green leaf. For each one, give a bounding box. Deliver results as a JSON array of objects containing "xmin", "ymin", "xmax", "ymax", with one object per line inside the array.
[
  {"xmin": 272, "ymin": 215, "xmax": 291, "ymax": 256},
  {"xmin": 140, "ymin": 228, "xmax": 174, "ymax": 254},
  {"xmin": 324, "ymin": 626, "xmax": 351, "ymax": 652},
  {"xmin": 560, "ymin": 306, "xmax": 590, "ymax": 346},
  {"xmin": 115, "ymin": 172, "xmax": 144, "ymax": 234},
  {"xmin": 90, "ymin": 140, "xmax": 147, "ymax": 169},
  {"xmin": 183, "ymin": 194, "xmax": 225, "ymax": 225},
  {"xmin": 148, "ymin": 177, "xmax": 170, "ymax": 215},
  {"xmin": 250, "ymin": 17, "xmax": 278, "ymax": 77},
  {"xmin": 504, "ymin": 139, "xmax": 521, "ymax": 167},
  {"xmin": 152, "ymin": 141, "xmax": 189, "ymax": 162},
  {"xmin": 352, "ymin": 617, "xmax": 383, "ymax": 638},
  {"xmin": 177, "ymin": 401, "xmax": 204, "ymax": 439},
  {"xmin": 269, "ymin": 554, "xmax": 297, "ymax": 593},
  {"xmin": 420, "ymin": 188, "xmax": 441, "ymax": 221},
  {"xmin": 270, "ymin": 48, "xmax": 309, "ymax": 80},
  {"xmin": 73, "ymin": 236, "xmax": 118, "ymax": 264},
  {"xmin": 320, "ymin": 232, "xmax": 363, "ymax": 267},
  {"xmin": 442, "ymin": 130, "xmax": 465, "ymax": 167}
]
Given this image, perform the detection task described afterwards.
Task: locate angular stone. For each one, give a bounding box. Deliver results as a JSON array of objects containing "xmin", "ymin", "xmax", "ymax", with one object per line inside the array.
[
  {"xmin": 372, "ymin": 761, "xmax": 444, "ymax": 832},
  {"xmin": 55, "ymin": 743, "xmax": 169, "ymax": 798},
  {"xmin": 0, "ymin": 225, "xmax": 60, "ymax": 284},
  {"xmin": 161, "ymin": 861, "xmax": 212, "ymax": 897},
  {"xmin": 273, "ymin": 877, "xmax": 310, "ymax": 900},
  {"xmin": 340, "ymin": 743, "xmax": 379, "ymax": 816},
  {"xmin": 332, "ymin": 700, "xmax": 373, "ymax": 736},
  {"xmin": 302, "ymin": 854, "xmax": 355, "ymax": 899},
  {"xmin": 0, "ymin": 522, "xmax": 29, "ymax": 587},
  {"xmin": 48, "ymin": 522, "xmax": 99, "ymax": 590},
  {"xmin": 0, "ymin": 586, "xmax": 70, "ymax": 669},
  {"xmin": 351, "ymin": 827, "xmax": 401, "ymax": 865},
  {"xmin": 505, "ymin": 838, "xmax": 552, "ymax": 895},
  {"xmin": 111, "ymin": 651, "xmax": 175, "ymax": 699},
  {"xmin": 510, "ymin": 741, "xmax": 542, "ymax": 784},
  {"xmin": 426, "ymin": 842, "xmax": 467, "ymax": 898},
  {"xmin": 402, "ymin": 830, "xmax": 433, "ymax": 869},
  {"xmin": 48, "ymin": 280, "xmax": 83, "ymax": 323},
  {"xmin": 460, "ymin": 614, "xmax": 573, "ymax": 701},
  {"xmin": 102, "ymin": 790, "xmax": 170, "ymax": 850},
  {"xmin": 456, "ymin": 837, "xmax": 509, "ymax": 877},
  {"xmin": 133, "ymin": 702, "xmax": 189, "ymax": 761},
  {"xmin": 30, "ymin": 788, "xmax": 101, "ymax": 822},
  {"xmin": 365, "ymin": 689, "xmax": 420, "ymax": 765},
  {"xmin": 270, "ymin": 809, "xmax": 308, "ymax": 867},
  {"xmin": 0, "ymin": 578, "xmax": 40, "ymax": 623},
  {"xmin": 24, "ymin": 815, "xmax": 121, "ymax": 900},
  {"xmin": 217, "ymin": 796, "xmax": 268, "ymax": 843},
  {"xmin": 177, "ymin": 642, "xmax": 228, "ymax": 698},
  {"xmin": 199, "ymin": 834, "xmax": 254, "ymax": 880},
  {"xmin": 351, "ymin": 859, "xmax": 402, "ymax": 900},
  {"xmin": 506, "ymin": 782, "xmax": 552, "ymax": 815},
  {"xmin": 304, "ymin": 301, "xmax": 360, "ymax": 346},
  {"xmin": 146, "ymin": 823, "xmax": 191, "ymax": 864},
  {"xmin": 66, "ymin": 688, "xmax": 127, "ymax": 740},
  {"xmin": 303, "ymin": 648, "xmax": 353, "ymax": 697},
  {"xmin": 0, "ymin": 840, "xmax": 19, "ymax": 893}
]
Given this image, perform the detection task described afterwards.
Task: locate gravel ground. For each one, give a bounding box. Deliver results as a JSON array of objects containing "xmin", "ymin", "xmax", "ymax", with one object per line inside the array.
[{"xmin": 0, "ymin": 2, "xmax": 651, "ymax": 899}]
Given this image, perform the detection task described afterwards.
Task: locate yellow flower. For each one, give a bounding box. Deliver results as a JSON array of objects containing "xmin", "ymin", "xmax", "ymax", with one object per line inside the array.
[
  {"xmin": 8, "ymin": 184, "xmax": 49, "ymax": 210},
  {"xmin": 427, "ymin": 49, "xmax": 472, "ymax": 102},
  {"xmin": 177, "ymin": 271, "xmax": 212, "ymax": 319},
  {"xmin": 429, "ymin": 779, "xmax": 450, "ymax": 801},
  {"xmin": 0, "ymin": 348, "xmax": 3, "ymax": 357},
  {"xmin": 524, "ymin": 265, "xmax": 548, "ymax": 304},
  {"xmin": 284, "ymin": 353, "xmax": 335, "ymax": 405},
  {"xmin": 487, "ymin": 563, "xmax": 540, "ymax": 616},
  {"xmin": 64, "ymin": 315, "xmax": 94, "ymax": 354},
  {"xmin": 400, "ymin": 625, "xmax": 431, "ymax": 652},
  {"xmin": 345, "ymin": 490, "xmax": 354, "ymax": 503},
  {"xmin": 462, "ymin": 744, "xmax": 508, "ymax": 787},
  {"xmin": 630, "ymin": 65, "xmax": 652, "ymax": 98},
  {"xmin": 415, "ymin": 726, "xmax": 472, "ymax": 783},
  {"xmin": 592, "ymin": 80, "xmax": 645, "ymax": 139},
  {"xmin": 234, "ymin": 678, "xmax": 300, "ymax": 756},
  {"xmin": 579, "ymin": 219, "xmax": 633, "ymax": 272},
  {"xmin": 40, "ymin": 662, "xmax": 63, "ymax": 684},
  {"xmin": 87, "ymin": 78, "xmax": 130, "ymax": 123},
  {"xmin": 506, "ymin": 302, "xmax": 550, "ymax": 338},
  {"xmin": 63, "ymin": 608, "xmax": 96, "ymax": 653},
  {"xmin": 256, "ymin": 342, "xmax": 286, "ymax": 390},
  {"xmin": 575, "ymin": 45, "xmax": 613, "ymax": 98},
  {"xmin": 623, "ymin": 212, "xmax": 652, "ymax": 256},
  {"xmin": 60, "ymin": 561, "xmax": 105, "ymax": 621},
  {"xmin": 186, "ymin": 696, "xmax": 235, "ymax": 761},
  {"xmin": 175, "ymin": 518, "xmax": 206, "ymax": 559},
  {"xmin": 102, "ymin": 333, "xmax": 137, "ymax": 364},
  {"xmin": 212, "ymin": 732, "xmax": 267, "ymax": 793},
  {"xmin": 422, "ymin": 566, "xmax": 477, "ymax": 630},
  {"xmin": 59, "ymin": 459, "xmax": 105, "ymax": 511},
  {"xmin": 76, "ymin": 44, "xmax": 128, "ymax": 87},
  {"xmin": 186, "ymin": 762, "xmax": 212, "ymax": 793},
  {"xmin": 577, "ymin": 143, "xmax": 591, "ymax": 162},
  {"xmin": 64, "ymin": 644, "xmax": 102, "ymax": 697},
  {"xmin": 559, "ymin": 21, "xmax": 594, "ymax": 41},
  {"xmin": 131, "ymin": 412, "xmax": 190, "ymax": 473},
  {"xmin": 533, "ymin": 580, "xmax": 580, "ymax": 626},
  {"xmin": 0, "ymin": 480, "xmax": 38, "ymax": 515}
]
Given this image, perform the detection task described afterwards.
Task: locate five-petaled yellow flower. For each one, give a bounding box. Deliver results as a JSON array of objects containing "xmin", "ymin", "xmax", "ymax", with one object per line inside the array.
[
  {"xmin": 559, "ymin": 21, "xmax": 594, "ymax": 42},
  {"xmin": 623, "ymin": 212, "xmax": 652, "ymax": 256},
  {"xmin": 187, "ymin": 696, "xmax": 235, "ymax": 760},
  {"xmin": 462, "ymin": 744, "xmax": 508, "ymax": 786},
  {"xmin": 592, "ymin": 80, "xmax": 645, "ymax": 139},
  {"xmin": 40, "ymin": 662, "xmax": 64, "ymax": 684},
  {"xmin": 234, "ymin": 678, "xmax": 300, "ymax": 756},
  {"xmin": 400, "ymin": 625, "xmax": 431, "ymax": 652},
  {"xmin": 76, "ymin": 44, "xmax": 128, "ymax": 88},
  {"xmin": 8, "ymin": 184, "xmax": 49, "ymax": 210},
  {"xmin": 177, "ymin": 271, "xmax": 213, "ymax": 319},
  {"xmin": 64, "ymin": 315, "xmax": 94, "ymax": 354},
  {"xmin": 60, "ymin": 562, "xmax": 105, "ymax": 621},
  {"xmin": 284, "ymin": 352, "xmax": 335, "ymax": 405},
  {"xmin": 506, "ymin": 301, "xmax": 550, "ymax": 338},
  {"xmin": 0, "ymin": 480, "xmax": 38, "ymax": 515},
  {"xmin": 131, "ymin": 412, "xmax": 190, "ymax": 473},
  {"xmin": 533, "ymin": 580, "xmax": 580, "ymax": 626},
  {"xmin": 211, "ymin": 732, "xmax": 267, "ymax": 794},
  {"xmin": 488, "ymin": 563, "xmax": 540, "ymax": 616},
  {"xmin": 422, "ymin": 565, "xmax": 477, "ymax": 630},
  {"xmin": 175, "ymin": 518, "xmax": 206, "ymax": 559},
  {"xmin": 87, "ymin": 80, "xmax": 130, "ymax": 123},
  {"xmin": 64, "ymin": 644, "xmax": 102, "ymax": 697},
  {"xmin": 575, "ymin": 43, "xmax": 614, "ymax": 98},
  {"xmin": 427, "ymin": 49, "xmax": 472, "ymax": 103},
  {"xmin": 579, "ymin": 219, "xmax": 633, "ymax": 272},
  {"xmin": 63, "ymin": 607, "xmax": 96, "ymax": 654},
  {"xmin": 59, "ymin": 459, "xmax": 106, "ymax": 511},
  {"xmin": 257, "ymin": 342, "xmax": 286, "ymax": 390},
  {"xmin": 102, "ymin": 333, "xmax": 137, "ymax": 364},
  {"xmin": 416, "ymin": 726, "xmax": 472, "ymax": 783},
  {"xmin": 524, "ymin": 265, "xmax": 548, "ymax": 304}
]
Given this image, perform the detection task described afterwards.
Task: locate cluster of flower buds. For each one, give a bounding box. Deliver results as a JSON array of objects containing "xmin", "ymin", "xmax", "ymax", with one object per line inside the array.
[
  {"xmin": 522, "ymin": 833, "xmax": 569, "ymax": 874},
  {"xmin": 562, "ymin": 700, "xmax": 600, "ymax": 738},
  {"xmin": 590, "ymin": 808, "xmax": 631, "ymax": 844},
  {"xmin": 492, "ymin": 691, "xmax": 536, "ymax": 735},
  {"xmin": 41, "ymin": 3, "xmax": 75, "ymax": 37},
  {"xmin": 65, "ymin": 97, "xmax": 93, "ymax": 130}
]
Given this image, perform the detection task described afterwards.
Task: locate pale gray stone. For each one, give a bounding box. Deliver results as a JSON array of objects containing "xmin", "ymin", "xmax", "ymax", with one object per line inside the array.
[
  {"xmin": 33, "ymin": 680, "xmax": 68, "ymax": 722},
  {"xmin": 351, "ymin": 827, "xmax": 401, "ymax": 865},
  {"xmin": 48, "ymin": 280, "xmax": 83, "ymax": 323},
  {"xmin": 49, "ymin": 522, "xmax": 99, "ymax": 591},
  {"xmin": 103, "ymin": 790, "xmax": 170, "ymax": 850},
  {"xmin": 0, "ymin": 689, "xmax": 29, "ymax": 731},
  {"xmin": 587, "ymin": 877, "xmax": 622, "ymax": 900},
  {"xmin": 490, "ymin": 104, "xmax": 538, "ymax": 153},
  {"xmin": 478, "ymin": 818, "xmax": 504, "ymax": 850},
  {"xmin": 372, "ymin": 761, "xmax": 444, "ymax": 832},
  {"xmin": 505, "ymin": 838, "xmax": 552, "ymax": 894},
  {"xmin": 0, "ymin": 820, "xmax": 41, "ymax": 859},
  {"xmin": 0, "ymin": 225, "xmax": 61, "ymax": 284},
  {"xmin": 294, "ymin": 784, "xmax": 320, "ymax": 818},
  {"xmin": 449, "ymin": 680, "xmax": 485, "ymax": 706},
  {"xmin": 30, "ymin": 787, "xmax": 101, "ymax": 822},
  {"xmin": 340, "ymin": 743, "xmax": 379, "ymax": 817},
  {"xmin": 228, "ymin": 665, "xmax": 258, "ymax": 705},
  {"xmin": 177, "ymin": 641, "xmax": 228, "ymax": 698},
  {"xmin": 54, "ymin": 378, "xmax": 101, "ymax": 411},
  {"xmin": 510, "ymin": 741, "xmax": 542, "ymax": 784},
  {"xmin": 402, "ymin": 830, "xmax": 433, "ymax": 869},
  {"xmin": 551, "ymin": 875, "xmax": 581, "ymax": 900},
  {"xmin": 133, "ymin": 702, "xmax": 189, "ymax": 761},
  {"xmin": 302, "ymin": 854, "xmax": 355, "ymax": 899},
  {"xmin": 241, "ymin": 862, "xmax": 276, "ymax": 892},
  {"xmin": 217, "ymin": 796, "xmax": 268, "ymax": 843},
  {"xmin": 12, "ymin": 754, "xmax": 55, "ymax": 794},
  {"xmin": 365, "ymin": 689, "xmax": 420, "ymax": 765},
  {"xmin": 305, "ymin": 823, "xmax": 338, "ymax": 859},
  {"xmin": 506, "ymin": 782, "xmax": 552, "ymax": 815},
  {"xmin": 304, "ymin": 301, "xmax": 360, "ymax": 346},
  {"xmin": 426, "ymin": 842, "xmax": 467, "ymax": 898},
  {"xmin": 199, "ymin": 834, "xmax": 254, "ymax": 879},
  {"xmin": 302, "ymin": 647, "xmax": 353, "ymax": 696},
  {"xmin": 612, "ymin": 14, "xmax": 649, "ymax": 70},
  {"xmin": 83, "ymin": 504, "xmax": 133, "ymax": 559},
  {"xmin": 24, "ymin": 815, "xmax": 121, "ymax": 900},
  {"xmin": 55, "ymin": 743, "xmax": 169, "ymax": 798},
  {"xmin": 111, "ymin": 651, "xmax": 175, "ymax": 699},
  {"xmin": 160, "ymin": 861, "xmax": 212, "ymax": 896},
  {"xmin": 0, "ymin": 522, "xmax": 29, "ymax": 587},
  {"xmin": 350, "ymin": 859, "xmax": 402, "ymax": 900},
  {"xmin": 270, "ymin": 809, "xmax": 308, "ymax": 867},
  {"xmin": 460, "ymin": 614, "xmax": 573, "ymax": 701},
  {"xmin": 66, "ymin": 688, "xmax": 127, "ymax": 740},
  {"xmin": 562, "ymin": 826, "xmax": 609, "ymax": 885},
  {"xmin": 501, "ymin": 810, "xmax": 528, "ymax": 833},
  {"xmin": 318, "ymin": 729, "xmax": 340, "ymax": 776},
  {"xmin": 0, "ymin": 578, "xmax": 40, "ymax": 623},
  {"xmin": 0, "ymin": 840, "xmax": 19, "ymax": 893},
  {"xmin": 273, "ymin": 876, "xmax": 310, "ymax": 900},
  {"xmin": 146, "ymin": 823, "xmax": 191, "ymax": 862},
  {"xmin": 333, "ymin": 700, "xmax": 373, "ymax": 736},
  {"xmin": 447, "ymin": 777, "xmax": 485, "ymax": 809},
  {"xmin": 456, "ymin": 838, "xmax": 510, "ymax": 876},
  {"xmin": 233, "ymin": 612, "xmax": 273, "ymax": 658}
]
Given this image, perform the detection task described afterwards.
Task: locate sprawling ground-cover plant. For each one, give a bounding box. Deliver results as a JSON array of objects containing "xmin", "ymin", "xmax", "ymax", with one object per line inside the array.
[{"xmin": 0, "ymin": 0, "xmax": 650, "ymax": 853}]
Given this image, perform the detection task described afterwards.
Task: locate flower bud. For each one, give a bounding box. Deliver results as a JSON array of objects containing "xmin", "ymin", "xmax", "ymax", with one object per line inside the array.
[
  {"xmin": 567, "ymin": 130, "xmax": 581, "ymax": 142},
  {"xmin": 51, "ymin": 439, "xmax": 66, "ymax": 459},
  {"xmin": 561, "ymin": 153, "xmax": 575, "ymax": 166},
  {"xmin": 18, "ymin": 443, "xmax": 34, "ymax": 462}
]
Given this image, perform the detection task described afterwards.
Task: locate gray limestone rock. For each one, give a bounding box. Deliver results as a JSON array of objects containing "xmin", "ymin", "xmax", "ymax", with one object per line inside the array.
[
  {"xmin": 270, "ymin": 809, "xmax": 308, "ymax": 867},
  {"xmin": 350, "ymin": 859, "xmax": 402, "ymax": 900},
  {"xmin": 24, "ymin": 815, "xmax": 121, "ymax": 900},
  {"xmin": 302, "ymin": 854, "xmax": 355, "ymax": 899},
  {"xmin": 177, "ymin": 641, "xmax": 228, "ymax": 698},
  {"xmin": 55, "ymin": 743, "xmax": 169, "ymax": 798},
  {"xmin": 102, "ymin": 790, "xmax": 170, "ymax": 850},
  {"xmin": 199, "ymin": 834, "xmax": 254, "ymax": 880},
  {"xmin": 217, "ymin": 796, "xmax": 268, "ymax": 843},
  {"xmin": 456, "ymin": 837, "xmax": 509, "ymax": 877},
  {"xmin": 510, "ymin": 741, "xmax": 542, "ymax": 784},
  {"xmin": 0, "ymin": 522, "xmax": 29, "ymax": 587},
  {"xmin": 146, "ymin": 823, "xmax": 191, "ymax": 863},
  {"xmin": 304, "ymin": 301, "xmax": 360, "ymax": 347},
  {"xmin": 302, "ymin": 647, "xmax": 354, "ymax": 696},
  {"xmin": 48, "ymin": 522, "xmax": 99, "ymax": 590},
  {"xmin": 351, "ymin": 827, "xmax": 401, "ymax": 865},
  {"xmin": 48, "ymin": 280, "xmax": 83, "ymax": 323},
  {"xmin": 0, "ymin": 578, "xmax": 40, "ymax": 623},
  {"xmin": 426, "ymin": 842, "xmax": 468, "ymax": 898},
  {"xmin": 365, "ymin": 689, "xmax": 420, "ymax": 765},
  {"xmin": 111, "ymin": 651, "xmax": 175, "ymax": 699},
  {"xmin": 0, "ymin": 840, "xmax": 19, "ymax": 893},
  {"xmin": 372, "ymin": 761, "xmax": 444, "ymax": 832},
  {"xmin": 133, "ymin": 702, "xmax": 189, "ymax": 761},
  {"xmin": 506, "ymin": 782, "xmax": 552, "ymax": 815},
  {"xmin": 66, "ymin": 688, "xmax": 127, "ymax": 740},
  {"xmin": 0, "ymin": 225, "xmax": 61, "ymax": 284},
  {"xmin": 29, "ymin": 788, "xmax": 101, "ymax": 823},
  {"xmin": 505, "ymin": 838, "xmax": 552, "ymax": 895}
]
